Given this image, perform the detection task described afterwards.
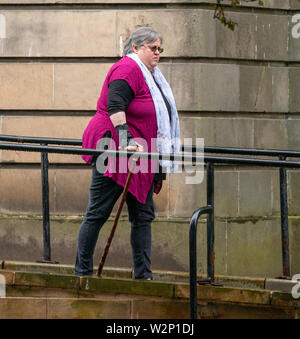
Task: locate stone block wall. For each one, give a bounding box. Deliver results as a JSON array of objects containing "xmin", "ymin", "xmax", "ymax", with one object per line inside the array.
[{"xmin": 0, "ymin": 0, "xmax": 299, "ymax": 277}]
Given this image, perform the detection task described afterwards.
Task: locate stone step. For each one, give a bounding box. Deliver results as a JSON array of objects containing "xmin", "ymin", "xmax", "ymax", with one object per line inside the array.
[
  {"xmin": 0, "ymin": 260, "xmax": 300, "ymax": 319},
  {"xmin": 0, "ymin": 296, "xmax": 193, "ymax": 319},
  {"xmin": 1, "ymin": 259, "xmax": 267, "ymax": 289},
  {"xmin": 3, "ymin": 259, "xmax": 299, "ymax": 292}
]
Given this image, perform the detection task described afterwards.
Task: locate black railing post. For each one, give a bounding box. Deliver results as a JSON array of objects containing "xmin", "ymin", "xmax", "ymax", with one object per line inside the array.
[
  {"xmin": 206, "ymin": 162, "xmax": 215, "ymax": 281},
  {"xmin": 189, "ymin": 211, "xmax": 198, "ymax": 319},
  {"xmin": 189, "ymin": 205, "xmax": 213, "ymax": 319},
  {"xmin": 41, "ymin": 143, "xmax": 51, "ymax": 262},
  {"xmin": 279, "ymin": 156, "xmax": 291, "ymax": 278}
]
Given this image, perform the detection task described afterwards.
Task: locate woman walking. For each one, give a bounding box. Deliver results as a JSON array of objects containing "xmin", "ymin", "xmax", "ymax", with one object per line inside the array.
[{"xmin": 75, "ymin": 27, "xmax": 180, "ymax": 279}]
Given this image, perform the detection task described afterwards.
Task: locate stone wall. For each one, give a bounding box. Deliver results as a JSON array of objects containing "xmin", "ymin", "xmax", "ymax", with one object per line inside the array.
[{"xmin": 0, "ymin": 0, "xmax": 299, "ymax": 277}]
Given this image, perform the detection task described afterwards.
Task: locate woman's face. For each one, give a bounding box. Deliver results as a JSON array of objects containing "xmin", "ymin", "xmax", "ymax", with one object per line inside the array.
[{"xmin": 133, "ymin": 38, "xmax": 162, "ymax": 71}]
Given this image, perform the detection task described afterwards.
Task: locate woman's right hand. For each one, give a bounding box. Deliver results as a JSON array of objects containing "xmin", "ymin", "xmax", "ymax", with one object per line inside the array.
[
  {"xmin": 120, "ymin": 143, "xmax": 144, "ymax": 152},
  {"xmin": 115, "ymin": 123, "xmax": 143, "ymax": 152}
]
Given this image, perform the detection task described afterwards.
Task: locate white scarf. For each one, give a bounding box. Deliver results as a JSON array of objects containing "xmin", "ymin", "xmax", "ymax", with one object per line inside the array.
[{"xmin": 127, "ymin": 52, "xmax": 181, "ymax": 172}]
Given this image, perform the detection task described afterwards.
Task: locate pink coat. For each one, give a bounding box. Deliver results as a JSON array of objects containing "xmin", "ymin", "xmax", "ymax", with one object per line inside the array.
[{"xmin": 81, "ymin": 56, "xmax": 158, "ymax": 204}]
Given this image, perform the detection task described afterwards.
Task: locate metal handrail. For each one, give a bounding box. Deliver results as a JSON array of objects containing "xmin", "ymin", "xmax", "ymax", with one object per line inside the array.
[
  {"xmin": 0, "ymin": 134, "xmax": 82, "ymax": 146},
  {"xmin": 189, "ymin": 205, "xmax": 213, "ymax": 319},
  {"xmin": 0, "ymin": 135, "xmax": 300, "ymax": 319},
  {"xmin": 1, "ymin": 134, "xmax": 300, "ymax": 158},
  {"xmin": 1, "ymin": 142, "xmax": 300, "ymax": 167}
]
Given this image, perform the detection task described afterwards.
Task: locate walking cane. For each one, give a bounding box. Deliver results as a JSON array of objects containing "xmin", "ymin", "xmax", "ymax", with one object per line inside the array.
[{"xmin": 96, "ymin": 154, "xmax": 139, "ymax": 277}]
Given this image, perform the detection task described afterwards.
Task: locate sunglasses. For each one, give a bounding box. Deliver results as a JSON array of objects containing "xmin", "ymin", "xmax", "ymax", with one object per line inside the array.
[{"xmin": 144, "ymin": 45, "xmax": 164, "ymax": 54}]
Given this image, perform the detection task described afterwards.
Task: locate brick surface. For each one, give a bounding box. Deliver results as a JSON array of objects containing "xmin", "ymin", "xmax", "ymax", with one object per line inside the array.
[
  {"xmin": 214, "ymin": 118, "xmax": 254, "ymax": 149},
  {"xmin": 286, "ymin": 119, "xmax": 300, "ymax": 150},
  {"xmin": 0, "ymin": 10, "xmax": 117, "ymax": 57},
  {"xmin": 169, "ymin": 63, "xmax": 240, "ymax": 112},
  {"xmin": 290, "ymin": 218, "xmax": 300, "ymax": 275},
  {"xmin": 226, "ymin": 219, "xmax": 283, "ymax": 277},
  {"xmin": 47, "ymin": 298, "xmax": 131, "ymax": 319},
  {"xmin": 0, "ymin": 168, "xmax": 52, "ymax": 213},
  {"xmin": 289, "ymin": 13, "xmax": 300, "ymax": 61},
  {"xmin": 239, "ymin": 66, "xmax": 272, "ymax": 112},
  {"xmin": 0, "ymin": 297, "xmax": 47, "ymax": 319},
  {"xmin": 214, "ymin": 171, "xmax": 239, "ymax": 218},
  {"xmin": 3, "ymin": 260, "xmax": 75, "ymax": 275},
  {"xmin": 175, "ymin": 283, "xmax": 271, "ymax": 305},
  {"xmin": 116, "ymin": 9, "xmax": 216, "ymax": 58},
  {"xmin": 216, "ymin": 12, "xmax": 288, "ymax": 61},
  {"xmin": 289, "ymin": 68, "xmax": 300, "ymax": 113},
  {"xmin": 180, "ymin": 117, "xmax": 215, "ymax": 147},
  {"xmin": 0, "ymin": 63, "xmax": 291, "ymax": 112},
  {"xmin": 0, "ymin": 5, "xmax": 292, "ymax": 60},
  {"xmin": 0, "ymin": 64, "xmax": 53, "ymax": 110},
  {"xmin": 6, "ymin": 286, "xmax": 79, "ymax": 298},
  {"xmin": 265, "ymin": 278, "xmax": 298, "ymax": 293},
  {"xmin": 239, "ymin": 170, "xmax": 272, "ymax": 217},
  {"xmin": 53, "ymin": 63, "xmax": 112, "ymax": 110},
  {"xmin": 254, "ymin": 119, "xmax": 287, "ymax": 149},
  {"xmin": 290, "ymin": 0, "xmax": 300, "ymax": 10},
  {"xmin": 169, "ymin": 171, "xmax": 206, "ymax": 218},
  {"xmin": 80, "ymin": 277, "xmax": 174, "ymax": 298},
  {"xmin": 1, "ymin": 116, "xmax": 89, "ymax": 163},
  {"xmin": 0, "ymin": 0, "xmax": 292, "ymax": 9},
  {"xmin": 288, "ymin": 171, "xmax": 300, "ymax": 216},
  {"xmin": 132, "ymin": 299, "xmax": 190, "ymax": 319},
  {"xmin": 54, "ymin": 168, "xmax": 91, "ymax": 214},
  {"xmin": 14, "ymin": 271, "xmax": 80, "ymax": 290},
  {"xmin": 0, "ymin": 269, "xmax": 14, "ymax": 285},
  {"xmin": 271, "ymin": 291, "xmax": 300, "ymax": 308},
  {"xmin": 14, "ymin": 271, "xmax": 49, "ymax": 287}
]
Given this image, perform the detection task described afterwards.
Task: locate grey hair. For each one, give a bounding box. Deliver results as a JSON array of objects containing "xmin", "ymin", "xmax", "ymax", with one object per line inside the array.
[{"xmin": 123, "ymin": 27, "xmax": 163, "ymax": 55}]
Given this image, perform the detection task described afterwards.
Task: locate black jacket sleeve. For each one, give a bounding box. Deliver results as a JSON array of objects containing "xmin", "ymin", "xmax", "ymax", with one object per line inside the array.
[{"xmin": 107, "ymin": 79, "xmax": 134, "ymax": 116}]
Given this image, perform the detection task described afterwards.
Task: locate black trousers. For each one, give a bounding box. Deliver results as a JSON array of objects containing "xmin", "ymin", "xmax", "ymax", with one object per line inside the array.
[{"xmin": 75, "ymin": 162, "xmax": 155, "ymax": 279}]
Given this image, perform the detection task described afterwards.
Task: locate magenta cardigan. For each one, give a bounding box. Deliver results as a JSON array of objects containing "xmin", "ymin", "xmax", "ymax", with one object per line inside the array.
[{"xmin": 81, "ymin": 56, "xmax": 158, "ymax": 204}]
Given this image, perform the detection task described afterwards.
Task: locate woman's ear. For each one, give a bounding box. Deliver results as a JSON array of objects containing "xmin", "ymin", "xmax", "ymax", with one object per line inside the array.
[{"xmin": 132, "ymin": 44, "xmax": 139, "ymax": 53}]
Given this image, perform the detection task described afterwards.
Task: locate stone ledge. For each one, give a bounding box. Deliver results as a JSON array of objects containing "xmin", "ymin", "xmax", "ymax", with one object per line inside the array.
[
  {"xmin": 3, "ymin": 260, "xmax": 75, "ymax": 275},
  {"xmin": 1, "ymin": 268, "xmax": 271, "ymax": 306},
  {"xmin": 0, "ymin": 296, "xmax": 192, "ymax": 319},
  {"xmin": 0, "ymin": 297, "xmax": 47, "ymax": 319},
  {"xmin": 0, "ymin": 270, "xmax": 14, "ymax": 285},
  {"xmin": 210, "ymin": 274, "xmax": 266, "ymax": 290},
  {"xmin": 0, "ymin": 268, "xmax": 278, "ymax": 307},
  {"xmin": 14, "ymin": 271, "xmax": 80, "ymax": 290},
  {"xmin": 3, "ymin": 260, "xmax": 133, "ymax": 279},
  {"xmin": 6, "ymin": 285, "xmax": 80, "ymax": 298},
  {"xmin": 265, "ymin": 278, "xmax": 299, "ymax": 293},
  {"xmin": 0, "ymin": 297, "xmax": 132, "ymax": 319},
  {"xmin": 1, "ymin": 268, "xmax": 175, "ymax": 299},
  {"xmin": 0, "ymin": 63, "xmax": 292, "ymax": 111},
  {"xmin": 0, "ymin": 0, "xmax": 291, "ymax": 10},
  {"xmin": 271, "ymin": 291, "xmax": 300, "ymax": 308},
  {"xmin": 80, "ymin": 276, "xmax": 175, "ymax": 298},
  {"xmin": 1, "ymin": 294, "xmax": 298, "ymax": 319},
  {"xmin": 2, "ymin": 260, "xmax": 267, "ymax": 288},
  {"xmin": 2, "ymin": 260, "xmax": 300, "ymax": 310},
  {"xmin": 47, "ymin": 297, "xmax": 131, "ymax": 319},
  {"xmin": 175, "ymin": 283, "xmax": 271, "ymax": 305}
]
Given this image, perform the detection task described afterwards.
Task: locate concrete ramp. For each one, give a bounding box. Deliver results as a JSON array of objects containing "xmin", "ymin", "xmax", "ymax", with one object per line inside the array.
[{"xmin": 0, "ymin": 260, "xmax": 299, "ymax": 319}]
